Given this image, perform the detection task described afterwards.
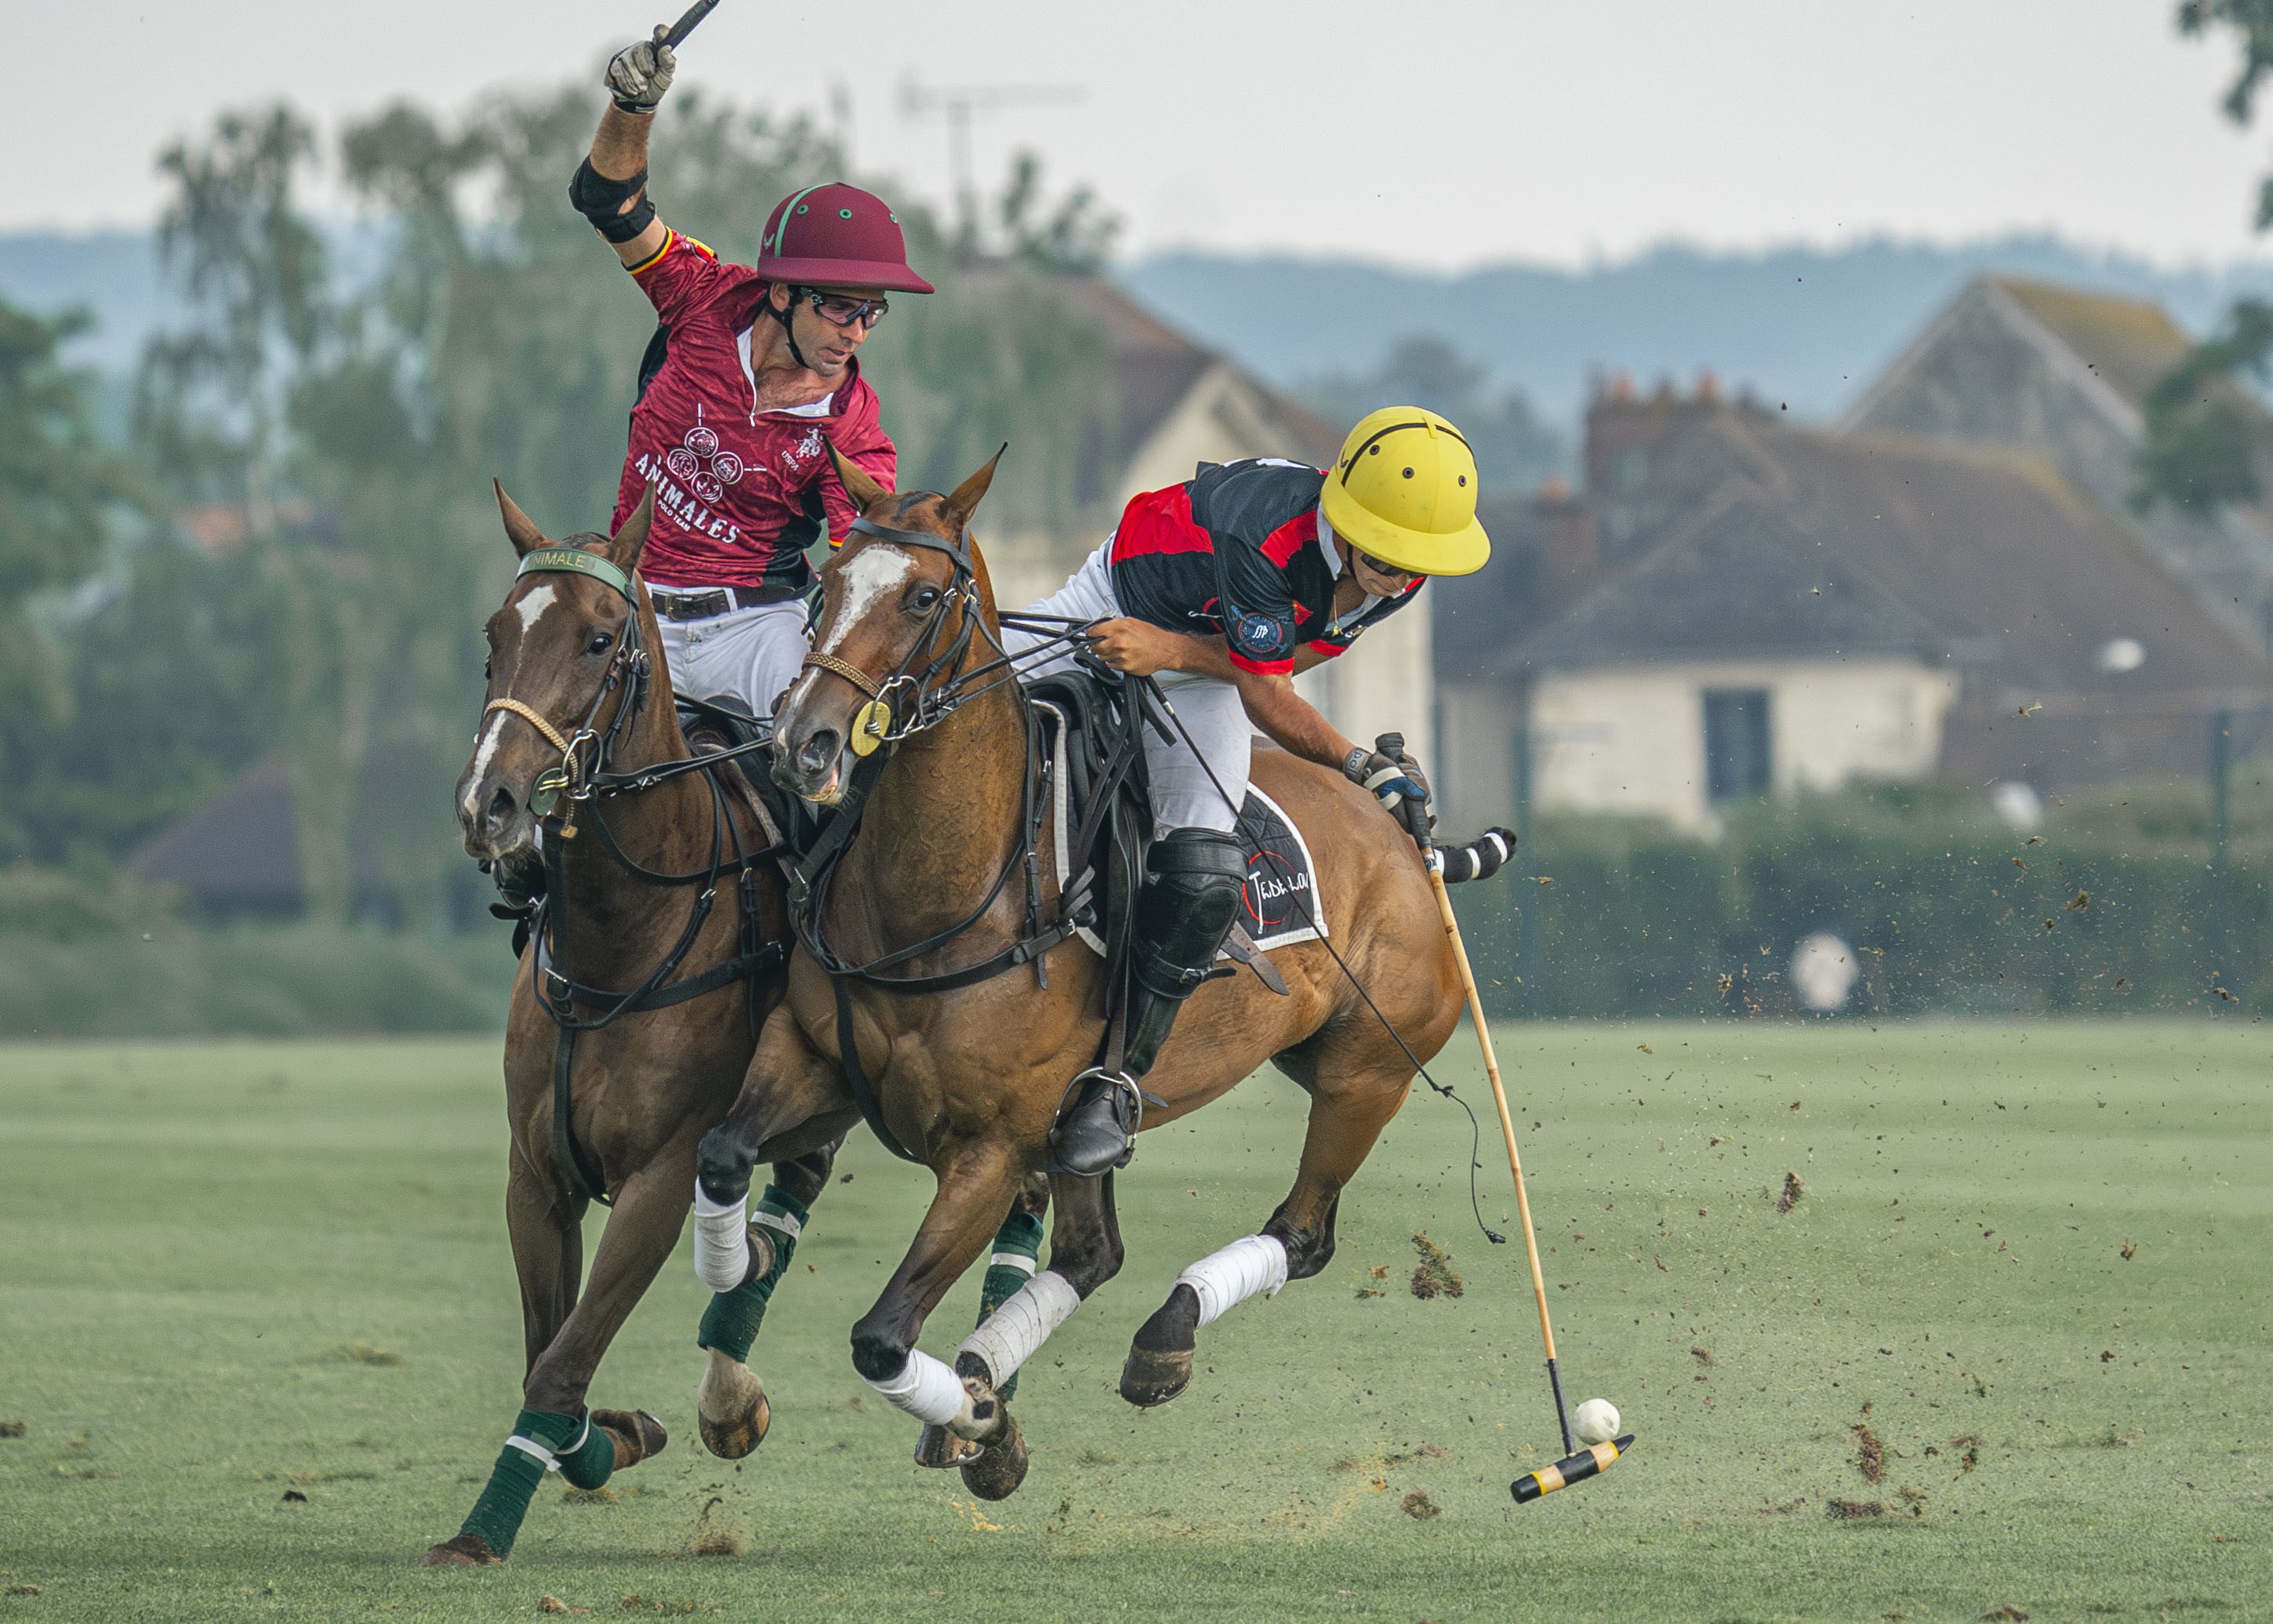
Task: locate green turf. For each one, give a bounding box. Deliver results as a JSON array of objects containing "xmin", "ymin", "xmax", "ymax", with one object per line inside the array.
[{"xmin": 0, "ymin": 1023, "xmax": 2265, "ymax": 1622}]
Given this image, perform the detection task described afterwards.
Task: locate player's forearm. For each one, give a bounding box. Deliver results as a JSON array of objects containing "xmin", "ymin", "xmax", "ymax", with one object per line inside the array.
[
  {"xmin": 1230, "ymin": 670, "xmax": 1356, "ymax": 771},
  {"xmin": 590, "ymin": 104, "xmax": 653, "ymax": 181}
]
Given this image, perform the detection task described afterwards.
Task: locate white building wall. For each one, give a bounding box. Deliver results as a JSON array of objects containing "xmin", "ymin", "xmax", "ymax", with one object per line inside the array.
[{"xmin": 1529, "ymin": 659, "xmax": 1958, "ymax": 834}]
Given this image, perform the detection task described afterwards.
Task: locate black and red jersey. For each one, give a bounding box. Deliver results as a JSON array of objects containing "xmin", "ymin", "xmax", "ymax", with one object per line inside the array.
[{"xmin": 1106, "ymin": 459, "xmax": 1424, "ymax": 675}]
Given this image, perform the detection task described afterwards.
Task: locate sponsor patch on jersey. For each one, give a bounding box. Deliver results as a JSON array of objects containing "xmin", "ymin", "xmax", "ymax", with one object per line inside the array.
[{"xmin": 1233, "ymin": 610, "xmax": 1286, "ymax": 658}]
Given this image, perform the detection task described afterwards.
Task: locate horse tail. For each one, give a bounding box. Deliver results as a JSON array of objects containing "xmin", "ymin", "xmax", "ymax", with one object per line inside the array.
[{"xmin": 1433, "ymin": 827, "xmax": 1516, "ymax": 885}]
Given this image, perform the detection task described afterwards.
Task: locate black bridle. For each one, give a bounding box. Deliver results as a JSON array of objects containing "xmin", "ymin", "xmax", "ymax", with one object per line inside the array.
[
  {"xmin": 783, "ymin": 514, "xmax": 1135, "ymax": 1161},
  {"xmin": 481, "ymin": 542, "xmax": 786, "ymax": 1206}
]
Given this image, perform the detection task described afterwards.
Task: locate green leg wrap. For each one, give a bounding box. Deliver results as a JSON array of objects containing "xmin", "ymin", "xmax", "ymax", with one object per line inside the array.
[
  {"xmin": 695, "ymin": 1184, "xmax": 809, "ymax": 1364},
  {"xmin": 975, "ymin": 1209, "xmax": 1046, "ymax": 1401},
  {"xmin": 558, "ymin": 1414, "xmax": 615, "ymax": 1491},
  {"xmin": 457, "ymin": 1407, "xmax": 584, "ymax": 1558}
]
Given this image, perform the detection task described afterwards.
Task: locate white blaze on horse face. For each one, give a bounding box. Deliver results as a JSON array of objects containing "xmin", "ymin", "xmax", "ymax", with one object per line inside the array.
[
  {"xmin": 514, "ymin": 583, "xmax": 557, "ymax": 637},
  {"xmin": 460, "ymin": 713, "xmax": 508, "ymax": 822},
  {"xmin": 819, "ymin": 545, "xmax": 914, "ymax": 655}
]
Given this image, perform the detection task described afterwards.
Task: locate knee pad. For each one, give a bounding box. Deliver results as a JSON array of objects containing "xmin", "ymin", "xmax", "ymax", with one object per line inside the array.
[{"xmin": 1131, "ymin": 828, "xmax": 1247, "ymax": 999}]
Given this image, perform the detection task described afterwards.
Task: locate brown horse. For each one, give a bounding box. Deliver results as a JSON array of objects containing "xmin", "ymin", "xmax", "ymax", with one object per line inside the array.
[
  {"xmin": 688, "ymin": 450, "xmax": 1468, "ymax": 1498},
  {"xmin": 427, "ymin": 484, "xmax": 848, "ymax": 1565}
]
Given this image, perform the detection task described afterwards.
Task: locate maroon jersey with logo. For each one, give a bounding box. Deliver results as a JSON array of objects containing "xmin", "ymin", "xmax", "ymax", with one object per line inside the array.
[{"xmin": 609, "ymin": 230, "xmax": 896, "ymax": 591}]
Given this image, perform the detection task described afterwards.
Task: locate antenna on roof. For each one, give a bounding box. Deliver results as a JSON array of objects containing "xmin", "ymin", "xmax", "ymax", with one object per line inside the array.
[{"xmin": 898, "ymin": 76, "xmax": 1083, "ymax": 251}]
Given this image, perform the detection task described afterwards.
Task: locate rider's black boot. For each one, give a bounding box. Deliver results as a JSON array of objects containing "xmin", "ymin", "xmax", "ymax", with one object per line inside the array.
[{"xmin": 1051, "ymin": 828, "xmax": 1247, "ymax": 1176}]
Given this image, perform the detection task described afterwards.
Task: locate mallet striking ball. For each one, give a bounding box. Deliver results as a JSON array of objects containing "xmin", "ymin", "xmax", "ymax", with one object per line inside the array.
[
  {"xmin": 1389, "ymin": 734, "xmax": 1637, "ymax": 1507},
  {"xmin": 1574, "ymin": 1397, "xmax": 1621, "ymax": 1446}
]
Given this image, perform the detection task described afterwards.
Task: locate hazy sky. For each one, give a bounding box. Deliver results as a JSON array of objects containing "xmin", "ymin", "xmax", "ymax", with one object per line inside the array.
[{"xmin": 13, "ymin": 0, "xmax": 2273, "ymax": 270}]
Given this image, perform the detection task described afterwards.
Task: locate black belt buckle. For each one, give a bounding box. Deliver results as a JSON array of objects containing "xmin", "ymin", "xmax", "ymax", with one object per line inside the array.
[{"xmin": 655, "ymin": 589, "xmax": 730, "ymax": 621}]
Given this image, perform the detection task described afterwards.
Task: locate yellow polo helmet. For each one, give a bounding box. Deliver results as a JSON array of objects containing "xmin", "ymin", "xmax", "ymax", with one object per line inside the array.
[{"xmin": 1317, "ymin": 406, "xmax": 1491, "ymax": 576}]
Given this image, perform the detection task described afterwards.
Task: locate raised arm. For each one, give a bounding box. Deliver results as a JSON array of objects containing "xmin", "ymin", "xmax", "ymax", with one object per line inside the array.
[{"xmin": 571, "ymin": 29, "xmax": 675, "ymax": 268}]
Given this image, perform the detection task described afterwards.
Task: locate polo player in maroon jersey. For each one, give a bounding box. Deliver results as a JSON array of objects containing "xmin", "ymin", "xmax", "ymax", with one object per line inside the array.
[{"xmin": 569, "ymin": 24, "xmax": 935, "ymax": 723}]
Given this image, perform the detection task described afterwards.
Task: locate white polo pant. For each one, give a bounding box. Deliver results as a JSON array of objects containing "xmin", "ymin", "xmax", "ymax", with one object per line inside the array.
[
  {"xmin": 649, "ymin": 591, "xmax": 811, "ymax": 723},
  {"xmin": 1002, "ymin": 540, "xmax": 1251, "ymax": 838}
]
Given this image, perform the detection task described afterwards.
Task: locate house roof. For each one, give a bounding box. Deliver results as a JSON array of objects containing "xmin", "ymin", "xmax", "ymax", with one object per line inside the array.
[
  {"xmin": 1505, "ymin": 406, "xmax": 2273, "ymax": 703},
  {"xmin": 1990, "ymin": 276, "xmax": 2191, "ymax": 414}
]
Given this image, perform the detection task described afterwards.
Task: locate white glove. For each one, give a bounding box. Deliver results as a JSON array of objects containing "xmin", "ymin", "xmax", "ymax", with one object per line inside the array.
[{"xmin": 606, "ymin": 27, "xmax": 677, "ymax": 113}]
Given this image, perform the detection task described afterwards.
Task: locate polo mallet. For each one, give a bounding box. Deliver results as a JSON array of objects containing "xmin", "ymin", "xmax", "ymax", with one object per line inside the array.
[
  {"xmin": 659, "ymin": 0, "xmax": 721, "ymax": 48},
  {"xmin": 1374, "ymin": 732, "xmax": 1635, "ymax": 1505}
]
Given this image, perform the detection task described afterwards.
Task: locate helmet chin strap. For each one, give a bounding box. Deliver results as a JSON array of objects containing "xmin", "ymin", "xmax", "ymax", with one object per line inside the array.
[{"xmin": 767, "ymin": 288, "xmax": 813, "ymax": 372}]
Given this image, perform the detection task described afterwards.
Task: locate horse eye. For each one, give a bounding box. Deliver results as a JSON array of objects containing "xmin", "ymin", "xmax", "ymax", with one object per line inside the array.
[
  {"xmin": 910, "ymin": 587, "xmax": 942, "ymax": 613},
  {"xmin": 587, "ymin": 632, "xmax": 614, "ymax": 656}
]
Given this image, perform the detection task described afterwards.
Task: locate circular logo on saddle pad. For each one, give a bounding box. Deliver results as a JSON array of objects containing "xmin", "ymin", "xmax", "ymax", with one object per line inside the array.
[{"xmin": 1233, "ymin": 612, "xmax": 1284, "ymax": 658}]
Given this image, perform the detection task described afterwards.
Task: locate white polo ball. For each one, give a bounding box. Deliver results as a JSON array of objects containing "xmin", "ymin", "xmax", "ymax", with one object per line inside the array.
[{"xmin": 1573, "ymin": 1397, "xmax": 1621, "ymax": 1445}]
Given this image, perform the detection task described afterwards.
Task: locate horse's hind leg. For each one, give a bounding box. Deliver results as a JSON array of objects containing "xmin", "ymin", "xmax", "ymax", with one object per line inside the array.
[
  {"xmin": 423, "ymin": 1139, "xmax": 696, "ymax": 1567},
  {"xmin": 1122, "ymin": 1055, "xmax": 1408, "ymax": 1408}
]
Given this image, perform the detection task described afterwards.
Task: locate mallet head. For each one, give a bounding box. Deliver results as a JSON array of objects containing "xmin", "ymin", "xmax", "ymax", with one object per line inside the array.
[{"xmin": 1511, "ymin": 1433, "xmax": 1634, "ymax": 1504}]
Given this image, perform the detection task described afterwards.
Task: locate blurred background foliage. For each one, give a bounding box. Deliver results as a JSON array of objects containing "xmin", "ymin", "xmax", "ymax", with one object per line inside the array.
[{"xmin": 0, "ymin": 70, "xmax": 2266, "ymax": 1034}]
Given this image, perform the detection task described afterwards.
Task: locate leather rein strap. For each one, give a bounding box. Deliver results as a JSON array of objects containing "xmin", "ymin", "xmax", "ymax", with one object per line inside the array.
[{"xmin": 496, "ymin": 542, "xmax": 785, "ymax": 1208}]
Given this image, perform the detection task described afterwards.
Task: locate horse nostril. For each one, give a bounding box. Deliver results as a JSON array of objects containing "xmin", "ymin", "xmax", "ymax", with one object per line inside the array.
[
  {"xmin": 485, "ymin": 784, "xmax": 517, "ymax": 830},
  {"xmin": 797, "ymin": 729, "xmax": 841, "ymax": 776}
]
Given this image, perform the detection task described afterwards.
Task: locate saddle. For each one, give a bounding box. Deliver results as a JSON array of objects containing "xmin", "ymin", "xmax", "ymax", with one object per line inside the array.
[
  {"xmin": 1024, "ymin": 668, "xmax": 1290, "ymax": 1001},
  {"xmin": 674, "ymin": 693, "xmax": 831, "ymax": 869}
]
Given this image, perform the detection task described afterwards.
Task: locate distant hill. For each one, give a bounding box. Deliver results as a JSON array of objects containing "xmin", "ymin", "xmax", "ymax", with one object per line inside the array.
[
  {"xmin": 13, "ymin": 225, "xmax": 2273, "ymax": 432},
  {"xmin": 1121, "ymin": 237, "xmax": 2273, "ymax": 425}
]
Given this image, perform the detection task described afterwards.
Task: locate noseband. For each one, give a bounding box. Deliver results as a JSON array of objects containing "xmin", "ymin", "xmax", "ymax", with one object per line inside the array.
[
  {"xmin": 796, "ymin": 515, "xmax": 987, "ymax": 754},
  {"xmin": 484, "ymin": 546, "xmax": 650, "ymax": 816}
]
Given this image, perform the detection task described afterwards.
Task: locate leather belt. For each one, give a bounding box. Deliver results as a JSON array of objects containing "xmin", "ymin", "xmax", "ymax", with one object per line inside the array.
[{"xmin": 649, "ymin": 582, "xmax": 804, "ymax": 621}]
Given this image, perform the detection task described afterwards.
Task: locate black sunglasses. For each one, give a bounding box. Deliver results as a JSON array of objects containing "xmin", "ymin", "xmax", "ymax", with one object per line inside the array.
[
  {"xmin": 1355, "ymin": 550, "xmax": 1418, "ymax": 580},
  {"xmin": 797, "ymin": 288, "xmax": 889, "ymax": 329}
]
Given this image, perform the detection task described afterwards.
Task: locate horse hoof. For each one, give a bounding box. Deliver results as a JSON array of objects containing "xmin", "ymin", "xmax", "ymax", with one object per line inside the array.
[
  {"xmin": 420, "ymin": 1533, "xmax": 500, "ymax": 1567},
  {"xmin": 699, "ymin": 1389, "xmax": 770, "ymax": 1460},
  {"xmin": 1120, "ymin": 1342, "xmax": 1193, "ymax": 1408},
  {"xmin": 957, "ymin": 1411, "xmax": 1029, "ymax": 1502},
  {"xmin": 592, "ymin": 1408, "xmax": 668, "ymax": 1470},
  {"xmin": 914, "ymin": 1422, "xmax": 983, "ymax": 1469}
]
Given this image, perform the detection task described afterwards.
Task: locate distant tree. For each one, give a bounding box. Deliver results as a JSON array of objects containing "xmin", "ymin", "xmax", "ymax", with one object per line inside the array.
[
  {"xmin": 2179, "ymin": 1, "xmax": 2273, "ymax": 227},
  {"xmin": 2136, "ymin": 6, "xmax": 2273, "ymax": 515},
  {"xmin": 997, "ymin": 151, "xmax": 1120, "ymax": 276},
  {"xmin": 0, "ymin": 298, "xmax": 142, "ymax": 853},
  {"xmin": 1302, "ymin": 335, "xmax": 1568, "ymax": 496}
]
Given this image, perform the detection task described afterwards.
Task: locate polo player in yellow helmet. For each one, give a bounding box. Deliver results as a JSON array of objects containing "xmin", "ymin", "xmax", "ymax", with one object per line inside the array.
[{"xmin": 1004, "ymin": 407, "xmax": 1491, "ymax": 1174}]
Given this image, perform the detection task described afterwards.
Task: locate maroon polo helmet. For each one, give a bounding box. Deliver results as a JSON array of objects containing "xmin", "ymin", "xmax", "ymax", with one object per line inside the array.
[{"xmin": 757, "ymin": 183, "xmax": 935, "ymax": 293}]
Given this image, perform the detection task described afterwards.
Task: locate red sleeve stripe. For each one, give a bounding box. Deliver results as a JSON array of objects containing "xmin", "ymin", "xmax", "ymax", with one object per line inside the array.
[
  {"xmin": 1108, "ymin": 484, "xmax": 1212, "ymax": 562},
  {"xmin": 1305, "ymin": 638, "xmax": 1349, "ymax": 659},
  {"xmin": 1229, "ymin": 652, "xmax": 1296, "ymax": 676},
  {"xmin": 626, "ymin": 229, "xmax": 676, "ymax": 277},
  {"xmin": 1260, "ymin": 510, "xmax": 1317, "ymax": 567}
]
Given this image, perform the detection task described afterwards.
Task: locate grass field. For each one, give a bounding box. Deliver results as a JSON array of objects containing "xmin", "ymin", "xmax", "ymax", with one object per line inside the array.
[{"xmin": 0, "ymin": 1023, "xmax": 2266, "ymax": 1622}]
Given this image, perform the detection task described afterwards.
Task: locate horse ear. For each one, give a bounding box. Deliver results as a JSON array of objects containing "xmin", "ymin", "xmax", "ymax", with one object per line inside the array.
[
  {"xmin": 826, "ymin": 439, "xmax": 892, "ymax": 515},
  {"xmin": 608, "ymin": 482, "xmax": 656, "ymax": 573},
  {"xmin": 941, "ymin": 443, "xmax": 1008, "ymax": 531},
  {"xmin": 495, "ymin": 478, "xmax": 547, "ymax": 558}
]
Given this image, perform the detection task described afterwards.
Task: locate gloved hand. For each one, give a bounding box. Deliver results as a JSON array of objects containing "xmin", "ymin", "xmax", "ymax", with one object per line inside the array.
[
  {"xmin": 1345, "ymin": 746, "xmax": 1435, "ymax": 840},
  {"xmin": 606, "ymin": 26, "xmax": 677, "ymax": 114}
]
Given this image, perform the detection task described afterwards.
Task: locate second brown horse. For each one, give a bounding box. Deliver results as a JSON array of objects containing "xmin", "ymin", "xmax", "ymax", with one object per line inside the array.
[{"xmin": 689, "ymin": 449, "xmax": 1467, "ymax": 1497}]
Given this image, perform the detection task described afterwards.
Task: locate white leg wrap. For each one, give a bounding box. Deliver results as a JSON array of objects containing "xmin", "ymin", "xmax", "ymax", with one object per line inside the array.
[
  {"xmin": 957, "ymin": 1270, "xmax": 1082, "ymax": 1386},
  {"xmin": 692, "ymin": 1186, "xmax": 752, "ymax": 1292},
  {"xmin": 1175, "ymin": 1234, "xmax": 1289, "ymax": 1328},
  {"xmin": 865, "ymin": 1347, "xmax": 970, "ymax": 1427}
]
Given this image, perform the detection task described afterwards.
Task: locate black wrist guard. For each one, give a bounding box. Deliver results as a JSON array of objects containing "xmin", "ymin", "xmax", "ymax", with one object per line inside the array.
[{"xmin": 570, "ymin": 158, "xmax": 657, "ymax": 243}]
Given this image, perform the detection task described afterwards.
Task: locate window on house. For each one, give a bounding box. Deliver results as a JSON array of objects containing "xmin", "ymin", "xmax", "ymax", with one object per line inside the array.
[{"xmin": 1704, "ymin": 688, "xmax": 1771, "ymax": 804}]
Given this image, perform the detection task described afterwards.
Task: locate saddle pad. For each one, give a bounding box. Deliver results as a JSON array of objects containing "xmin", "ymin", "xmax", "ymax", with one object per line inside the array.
[{"xmin": 1040, "ymin": 700, "xmax": 1327, "ymax": 959}]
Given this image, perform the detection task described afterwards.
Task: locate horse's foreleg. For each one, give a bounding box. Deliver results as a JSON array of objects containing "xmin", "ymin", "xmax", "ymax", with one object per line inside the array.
[
  {"xmin": 1122, "ymin": 1061, "xmax": 1408, "ymax": 1409},
  {"xmin": 913, "ymin": 1172, "xmax": 1050, "ymax": 1470},
  {"xmin": 932, "ymin": 1171, "xmax": 1122, "ymax": 1501},
  {"xmin": 691, "ymin": 1019, "xmax": 846, "ymax": 1459},
  {"xmin": 507, "ymin": 1141, "xmax": 582, "ymax": 1379},
  {"xmin": 848, "ymin": 1146, "xmax": 1019, "ymax": 1448},
  {"xmin": 425, "ymin": 1137, "xmax": 696, "ymax": 1567}
]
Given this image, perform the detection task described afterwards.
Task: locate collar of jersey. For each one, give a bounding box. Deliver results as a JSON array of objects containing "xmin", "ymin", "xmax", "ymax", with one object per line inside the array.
[{"xmin": 735, "ymin": 325, "xmax": 841, "ymax": 418}]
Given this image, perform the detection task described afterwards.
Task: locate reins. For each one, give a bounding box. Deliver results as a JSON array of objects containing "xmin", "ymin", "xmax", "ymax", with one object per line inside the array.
[
  {"xmin": 485, "ymin": 542, "xmax": 788, "ymax": 1207},
  {"xmin": 782, "ymin": 517, "xmax": 1136, "ymax": 1162}
]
